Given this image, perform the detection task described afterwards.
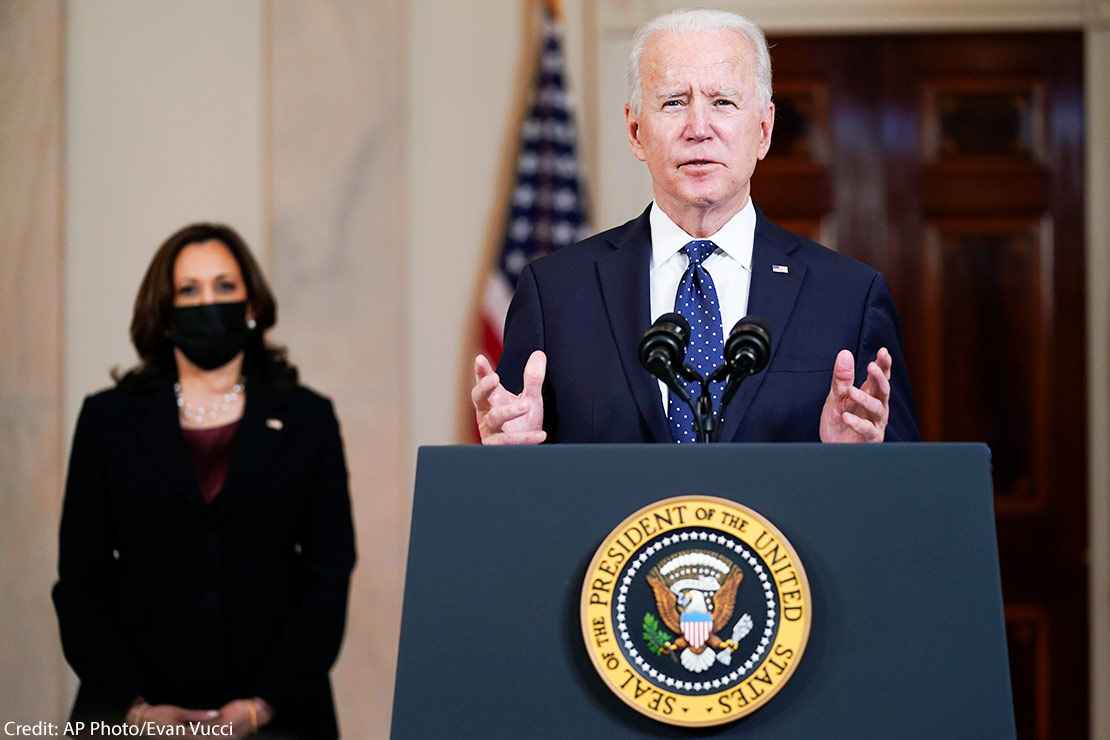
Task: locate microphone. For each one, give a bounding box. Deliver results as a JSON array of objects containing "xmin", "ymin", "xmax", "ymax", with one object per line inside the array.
[
  {"xmin": 723, "ymin": 317, "xmax": 771, "ymax": 378},
  {"xmin": 714, "ymin": 318, "xmax": 772, "ymax": 441},
  {"xmin": 639, "ymin": 312, "xmax": 695, "ymax": 409}
]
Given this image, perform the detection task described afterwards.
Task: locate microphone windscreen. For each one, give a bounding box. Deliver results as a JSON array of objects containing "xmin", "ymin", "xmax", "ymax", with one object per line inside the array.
[
  {"xmin": 656, "ymin": 311, "xmax": 691, "ymax": 339},
  {"xmin": 725, "ymin": 317, "xmax": 772, "ymax": 373},
  {"xmin": 639, "ymin": 312, "xmax": 692, "ymax": 370}
]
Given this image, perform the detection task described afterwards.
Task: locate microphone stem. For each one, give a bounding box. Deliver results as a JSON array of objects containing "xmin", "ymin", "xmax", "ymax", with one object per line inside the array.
[
  {"xmin": 697, "ymin": 383, "xmax": 714, "ymax": 444},
  {"xmin": 713, "ymin": 353, "xmax": 758, "ymax": 442}
]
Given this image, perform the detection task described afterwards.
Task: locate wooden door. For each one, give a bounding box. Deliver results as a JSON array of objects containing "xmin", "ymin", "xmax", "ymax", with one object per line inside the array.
[{"xmin": 755, "ymin": 33, "xmax": 1087, "ymax": 740}]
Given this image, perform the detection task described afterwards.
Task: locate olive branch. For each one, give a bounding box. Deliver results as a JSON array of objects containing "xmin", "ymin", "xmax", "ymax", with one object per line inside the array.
[{"xmin": 642, "ymin": 612, "xmax": 674, "ymax": 656}]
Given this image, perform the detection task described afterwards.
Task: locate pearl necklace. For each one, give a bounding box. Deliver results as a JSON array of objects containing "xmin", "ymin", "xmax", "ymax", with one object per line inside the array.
[{"xmin": 174, "ymin": 378, "xmax": 245, "ymax": 426}]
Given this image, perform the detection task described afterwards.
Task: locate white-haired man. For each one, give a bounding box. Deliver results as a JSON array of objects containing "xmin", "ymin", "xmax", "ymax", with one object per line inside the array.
[{"xmin": 472, "ymin": 9, "xmax": 918, "ymax": 444}]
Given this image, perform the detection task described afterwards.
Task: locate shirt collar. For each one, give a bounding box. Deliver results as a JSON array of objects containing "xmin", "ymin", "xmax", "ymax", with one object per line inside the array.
[{"xmin": 649, "ymin": 198, "xmax": 756, "ymax": 271}]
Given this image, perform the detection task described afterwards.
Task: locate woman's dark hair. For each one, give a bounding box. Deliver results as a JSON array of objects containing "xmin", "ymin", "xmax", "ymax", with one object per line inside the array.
[{"xmin": 114, "ymin": 223, "xmax": 298, "ymax": 389}]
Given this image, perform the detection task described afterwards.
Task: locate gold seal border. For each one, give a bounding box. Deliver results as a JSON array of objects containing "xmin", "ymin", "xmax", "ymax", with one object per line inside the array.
[{"xmin": 579, "ymin": 494, "xmax": 812, "ymax": 728}]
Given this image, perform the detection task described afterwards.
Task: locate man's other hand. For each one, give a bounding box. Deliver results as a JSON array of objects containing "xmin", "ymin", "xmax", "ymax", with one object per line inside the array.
[
  {"xmin": 472, "ymin": 351, "xmax": 547, "ymax": 445},
  {"xmin": 819, "ymin": 347, "xmax": 892, "ymax": 443}
]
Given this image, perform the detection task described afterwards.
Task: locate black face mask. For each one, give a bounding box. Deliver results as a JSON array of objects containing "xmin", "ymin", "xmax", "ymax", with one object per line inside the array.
[{"xmin": 170, "ymin": 301, "xmax": 251, "ymax": 370}]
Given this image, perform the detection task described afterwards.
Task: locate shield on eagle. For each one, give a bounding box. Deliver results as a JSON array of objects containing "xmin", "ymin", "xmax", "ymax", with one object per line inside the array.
[{"xmin": 681, "ymin": 611, "xmax": 712, "ymax": 649}]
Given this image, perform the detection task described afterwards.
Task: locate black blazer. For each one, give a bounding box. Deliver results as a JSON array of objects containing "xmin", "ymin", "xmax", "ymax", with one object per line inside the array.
[
  {"xmin": 498, "ymin": 204, "xmax": 919, "ymax": 442},
  {"xmin": 52, "ymin": 380, "xmax": 356, "ymax": 739}
]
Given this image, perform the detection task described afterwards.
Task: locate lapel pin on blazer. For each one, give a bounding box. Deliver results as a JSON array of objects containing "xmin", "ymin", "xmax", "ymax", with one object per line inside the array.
[
  {"xmin": 772, "ymin": 264, "xmax": 789, "ymax": 274},
  {"xmin": 266, "ymin": 418, "xmax": 284, "ymax": 430}
]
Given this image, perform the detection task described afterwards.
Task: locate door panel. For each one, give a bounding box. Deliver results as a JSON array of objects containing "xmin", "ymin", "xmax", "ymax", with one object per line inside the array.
[{"xmin": 756, "ymin": 32, "xmax": 1087, "ymax": 740}]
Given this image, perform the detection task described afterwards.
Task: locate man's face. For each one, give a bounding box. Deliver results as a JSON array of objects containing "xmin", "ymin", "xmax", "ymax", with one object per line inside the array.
[{"xmin": 626, "ymin": 29, "xmax": 774, "ymax": 219}]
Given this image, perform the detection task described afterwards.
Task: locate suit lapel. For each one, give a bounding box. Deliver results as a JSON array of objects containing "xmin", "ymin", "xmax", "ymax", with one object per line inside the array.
[
  {"xmin": 596, "ymin": 206, "xmax": 671, "ymax": 443},
  {"xmin": 719, "ymin": 208, "xmax": 808, "ymax": 442},
  {"xmin": 224, "ymin": 382, "xmax": 287, "ymax": 492},
  {"xmin": 133, "ymin": 382, "xmax": 202, "ymax": 502}
]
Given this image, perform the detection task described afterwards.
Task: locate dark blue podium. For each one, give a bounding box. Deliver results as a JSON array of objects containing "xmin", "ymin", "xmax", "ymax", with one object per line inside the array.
[{"xmin": 390, "ymin": 444, "xmax": 1015, "ymax": 739}]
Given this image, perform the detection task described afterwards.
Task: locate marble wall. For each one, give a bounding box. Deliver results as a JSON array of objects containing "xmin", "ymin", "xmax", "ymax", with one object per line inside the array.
[
  {"xmin": 268, "ymin": 1, "xmax": 409, "ymax": 735},
  {"xmin": 0, "ymin": 0, "xmax": 67, "ymax": 724},
  {"xmin": 65, "ymin": 0, "xmax": 265, "ymax": 437}
]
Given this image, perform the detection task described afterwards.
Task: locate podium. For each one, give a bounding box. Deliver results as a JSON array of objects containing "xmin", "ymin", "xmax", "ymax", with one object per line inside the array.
[{"xmin": 391, "ymin": 444, "xmax": 1015, "ymax": 739}]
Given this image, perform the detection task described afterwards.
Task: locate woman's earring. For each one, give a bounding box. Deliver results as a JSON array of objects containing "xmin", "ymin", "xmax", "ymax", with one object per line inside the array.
[{"xmin": 247, "ymin": 318, "xmax": 257, "ymax": 330}]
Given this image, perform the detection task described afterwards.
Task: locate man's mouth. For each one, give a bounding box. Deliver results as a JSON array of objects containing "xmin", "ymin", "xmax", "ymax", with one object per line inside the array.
[{"xmin": 679, "ymin": 159, "xmax": 721, "ymax": 168}]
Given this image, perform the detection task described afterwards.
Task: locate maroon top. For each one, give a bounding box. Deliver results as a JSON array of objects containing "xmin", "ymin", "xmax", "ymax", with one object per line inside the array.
[{"xmin": 181, "ymin": 420, "xmax": 241, "ymax": 504}]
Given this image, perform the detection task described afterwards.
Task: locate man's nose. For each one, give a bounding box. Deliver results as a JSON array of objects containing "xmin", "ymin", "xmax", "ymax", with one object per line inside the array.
[{"xmin": 684, "ymin": 100, "xmax": 712, "ymax": 141}]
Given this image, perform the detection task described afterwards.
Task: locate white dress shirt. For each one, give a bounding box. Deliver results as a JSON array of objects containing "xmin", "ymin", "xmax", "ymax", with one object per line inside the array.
[{"xmin": 649, "ymin": 199, "xmax": 756, "ymax": 412}]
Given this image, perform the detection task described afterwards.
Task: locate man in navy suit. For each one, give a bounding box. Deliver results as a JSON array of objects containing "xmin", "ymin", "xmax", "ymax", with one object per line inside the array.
[{"xmin": 471, "ymin": 8, "xmax": 918, "ymax": 445}]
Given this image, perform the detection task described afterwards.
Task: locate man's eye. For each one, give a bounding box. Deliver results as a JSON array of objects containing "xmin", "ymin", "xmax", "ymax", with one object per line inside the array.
[
  {"xmin": 663, "ymin": 99, "xmax": 684, "ymax": 108},
  {"xmin": 715, "ymin": 99, "xmax": 737, "ymax": 107}
]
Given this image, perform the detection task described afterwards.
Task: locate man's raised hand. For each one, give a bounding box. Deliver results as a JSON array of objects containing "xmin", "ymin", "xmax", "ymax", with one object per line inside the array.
[
  {"xmin": 819, "ymin": 347, "xmax": 892, "ymax": 443},
  {"xmin": 471, "ymin": 350, "xmax": 547, "ymax": 445}
]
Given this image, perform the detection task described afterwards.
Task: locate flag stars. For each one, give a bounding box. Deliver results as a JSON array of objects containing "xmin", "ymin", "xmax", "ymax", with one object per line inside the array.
[
  {"xmin": 489, "ymin": 18, "xmax": 585, "ymax": 300},
  {"xmin": 513, "ymin": 185, "xmax": 535, "ymax": 207},
  {"xmin": 511, "ymin": 217, "xmax": 532, "ymax": 242},
  {"xmin": 552, "ymin": 221, "xmax": 577, "ymax": 245},
  {"xmin": 505, "ymin": 250, "xmax": 528, "ymax": 275}
]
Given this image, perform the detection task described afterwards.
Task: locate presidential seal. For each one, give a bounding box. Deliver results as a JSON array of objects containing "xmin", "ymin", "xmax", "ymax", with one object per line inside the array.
[{"xmin": 580, "ymin": 495, "xmax": 811, "ymax": 727}]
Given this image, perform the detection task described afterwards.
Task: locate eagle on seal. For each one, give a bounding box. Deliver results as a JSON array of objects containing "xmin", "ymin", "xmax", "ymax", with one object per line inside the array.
[{"xmin": 646, "ymin": 550, "xmax": 744, "ymax": 673}]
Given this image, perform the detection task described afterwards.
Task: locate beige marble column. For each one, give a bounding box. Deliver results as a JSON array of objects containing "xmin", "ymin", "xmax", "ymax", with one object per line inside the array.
[
  {"xmin": 268, "ymin": 2, "xmax": 409, "ymax": 736},
  {"xmin": 0, "ymin": 0, "xmax": 67, "ymax": 725},
  {"xmin": 65, "ymin": 0, "xmax": 265, "ymax": 436}
]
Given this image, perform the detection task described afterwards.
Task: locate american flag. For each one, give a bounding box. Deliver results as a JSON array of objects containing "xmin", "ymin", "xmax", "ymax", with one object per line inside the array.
[{"xmin": 479, "ymin": 6, "xmax": 590, "ymax": 365}]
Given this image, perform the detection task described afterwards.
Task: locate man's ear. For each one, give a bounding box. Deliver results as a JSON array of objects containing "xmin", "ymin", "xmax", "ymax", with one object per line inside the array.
[
  {"xmin": 756, "ymin": 101, "xmax": 775, "ymax": 161},
  {"xmin": 626, "ymin": 103, "xmax": 647, "ymax": 162}
]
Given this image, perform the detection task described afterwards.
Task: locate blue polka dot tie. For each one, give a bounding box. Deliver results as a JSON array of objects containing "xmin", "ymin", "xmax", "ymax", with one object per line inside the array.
[{"xmin": 668, "ymin": 240, "xmax": 724, "ymax": 443}]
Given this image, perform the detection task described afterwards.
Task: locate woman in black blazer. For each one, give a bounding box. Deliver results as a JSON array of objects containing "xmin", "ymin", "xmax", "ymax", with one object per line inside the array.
[{"xmin": 53, "ymin": 223, "xmax": 356, "ymax": 739}]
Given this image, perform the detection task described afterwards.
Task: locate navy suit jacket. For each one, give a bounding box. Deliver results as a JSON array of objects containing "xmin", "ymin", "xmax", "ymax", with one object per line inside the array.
[{"xmin": 497, "ymin": 204, "xmax": 919, "ymax": 443}]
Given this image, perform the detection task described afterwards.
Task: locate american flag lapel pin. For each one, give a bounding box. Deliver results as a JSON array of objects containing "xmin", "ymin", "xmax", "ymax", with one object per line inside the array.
[
  {"xmin": 266, "ymin": 418, "xmax": 284, "ymax": 430},
  {"xmin": 772, "ymin": 264, "xmax": 789, "ymax": 274}
]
